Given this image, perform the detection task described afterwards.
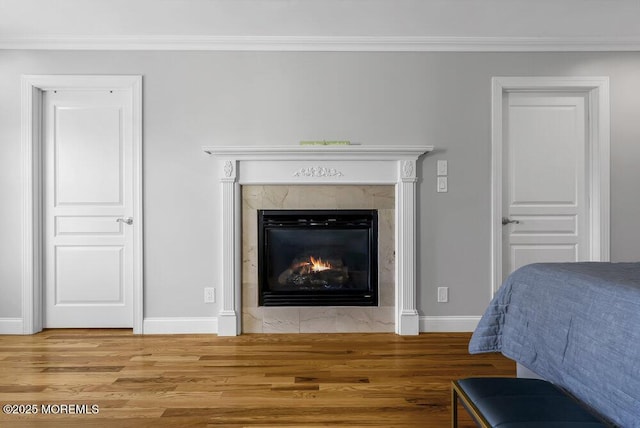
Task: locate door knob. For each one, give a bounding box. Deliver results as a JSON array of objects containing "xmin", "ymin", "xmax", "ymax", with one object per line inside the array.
[
  {"xmin": 502, "ymin": 217, "xmax": 520, "ymax": 226},
  {"xmin": 116, "ymin": 217, "xmax": 134, "ymax": 225}
]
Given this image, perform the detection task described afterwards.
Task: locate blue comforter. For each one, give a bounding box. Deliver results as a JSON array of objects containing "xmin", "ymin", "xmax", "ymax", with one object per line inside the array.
[{"xmin": 469, "ymin": 262, "xmax": 640, "ymax": 427}]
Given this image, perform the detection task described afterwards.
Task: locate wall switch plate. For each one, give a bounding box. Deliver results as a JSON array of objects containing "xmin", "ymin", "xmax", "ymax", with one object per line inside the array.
[
  {"xmin": 204, "ymin": 287, "xmax": 216, "ymax": 303},
  {"xmin": 437, "ymin": 160, "xmax": 448, "ymax": 176},
  {"xmin": 437, "ymin": 176, "xmax": 448, "ymax": 193},
  {"xmin": 437, "ymin": 287, "xmax": 449, "ymax": 303}
]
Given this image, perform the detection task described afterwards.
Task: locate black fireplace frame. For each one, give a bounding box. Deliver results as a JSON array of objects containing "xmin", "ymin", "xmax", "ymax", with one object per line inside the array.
[{"xmin": 257, "ymin": 209, "xmax": 378, "ymax": 307}]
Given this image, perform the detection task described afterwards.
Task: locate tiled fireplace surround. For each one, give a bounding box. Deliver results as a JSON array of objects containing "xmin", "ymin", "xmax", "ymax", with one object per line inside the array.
[
  {"xmin": 203, "ymin": 145, "xmax": 433, "ymax": 336},
  {"xmin": 242, "ymin": 185, "xmax": 395, "ymax": 333}
]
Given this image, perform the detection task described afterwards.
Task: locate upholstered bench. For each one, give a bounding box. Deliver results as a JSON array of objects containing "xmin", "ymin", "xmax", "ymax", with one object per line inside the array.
[{"xmin": 451, "ymin": 377, "xmax": 611, "ymax": 427}]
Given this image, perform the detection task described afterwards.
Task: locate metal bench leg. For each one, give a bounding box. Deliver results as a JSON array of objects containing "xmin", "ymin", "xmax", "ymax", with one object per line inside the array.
[{"xmin": 451, "ymin": 382, "xmax": 459, "ymax": 428}]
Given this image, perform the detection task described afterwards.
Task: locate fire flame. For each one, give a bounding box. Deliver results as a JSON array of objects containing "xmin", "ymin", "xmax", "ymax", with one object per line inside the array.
[{"xmin": 309, "ymin": 256, "xmax": 332, "ymax": 272}]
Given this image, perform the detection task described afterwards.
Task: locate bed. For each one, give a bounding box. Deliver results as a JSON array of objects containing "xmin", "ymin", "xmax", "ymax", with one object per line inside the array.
[{"xmin": 469, "ymin": 262, "xmax": 640, "ymax": 427}]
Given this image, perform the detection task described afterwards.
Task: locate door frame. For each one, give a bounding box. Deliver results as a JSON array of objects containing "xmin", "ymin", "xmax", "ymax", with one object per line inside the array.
[
  {"xmin": 490, "ymin": 76, "xmax": 610, "ymax": 294},
  {"xmin": 21, "ymin": 75, "xmax": 143, "ymax": 334}
]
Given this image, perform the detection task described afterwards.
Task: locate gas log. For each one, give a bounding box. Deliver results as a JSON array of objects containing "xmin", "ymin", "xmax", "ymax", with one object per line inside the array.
[{"xmin": 278, "ymin": 255, "xmax": 349, "ymax": 288}]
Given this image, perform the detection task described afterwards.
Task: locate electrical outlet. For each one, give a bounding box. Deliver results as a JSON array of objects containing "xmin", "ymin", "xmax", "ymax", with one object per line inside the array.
[
  {"xmin": 437, "ymin": 287, "xmax": 449, "ymax": 303},
  {"xmin": 204, "ymin": 287, "xmax": 216, "ymax": 303},
  {"xmin": 437, "ymin": 160, "xmax": 448, "ymax": 176},
  {"xmin": 437, "ymin": 176, "xmax": 448, "ymax": 193}
]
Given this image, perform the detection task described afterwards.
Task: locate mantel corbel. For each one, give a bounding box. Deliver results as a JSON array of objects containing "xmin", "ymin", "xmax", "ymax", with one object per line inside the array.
[
  {"xmin": 221, "ymin": 160, "xmax": 237, "ymax": 181},
  {"xmin": 400, "ymin": 159, "xmax": 417, "ymax": 182}
]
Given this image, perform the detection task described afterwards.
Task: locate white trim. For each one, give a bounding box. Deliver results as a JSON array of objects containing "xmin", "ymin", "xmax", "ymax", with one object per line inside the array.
[
  {"xmin": 2, "ymin": 35, "xmax": 640, "ymax": 52},
  {"xmin": 21, "ymin": 75, "xmax": 144, "ymax": 334},
  {"xmin": 419, "ymin": 316, "xmax": 481, "ymax": 333},
  {"xmin": 490, "ymin": 76, "xmax": 610, "ymax": 294},
  {"xmin": 143, "ymin": 317, "xmax": 218, "ymax": 335},
  {"xmin": 204, "ymin": 145, "xmax": 433, "ymax": 336},
  {"xmin": 0, "ymin": 318, "xmax": 25, "ymax": 335},
  {"xmin": 21, "ymin": 77, "xmax": 41, "ymax": 335},
  {"xmin": 202, "ymin": 145, "xmax": 431, "ymax": 160}
]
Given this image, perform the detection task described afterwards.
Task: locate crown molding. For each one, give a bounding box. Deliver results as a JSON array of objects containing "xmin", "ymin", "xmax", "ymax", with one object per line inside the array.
[{"xmin": 2, "ymin": 35, "xmax": 640, "ymax": 52}]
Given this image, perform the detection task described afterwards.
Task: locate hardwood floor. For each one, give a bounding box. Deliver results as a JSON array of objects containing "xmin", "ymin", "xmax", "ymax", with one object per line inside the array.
[{"xmin": 0, "ymin": 330, "xmax": 514, "ymax": 427}]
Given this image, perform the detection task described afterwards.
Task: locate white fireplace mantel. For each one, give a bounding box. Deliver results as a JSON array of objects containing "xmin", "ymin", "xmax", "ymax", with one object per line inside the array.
[{"xmin": 203, "ymin": 144, "xmax": 433, "ymax": 335}]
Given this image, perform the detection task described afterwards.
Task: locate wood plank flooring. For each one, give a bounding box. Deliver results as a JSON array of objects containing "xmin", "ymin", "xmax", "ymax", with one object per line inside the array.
[{"xmin": 0, "ymin": 330, "xmax": 514, "ymax": 427}]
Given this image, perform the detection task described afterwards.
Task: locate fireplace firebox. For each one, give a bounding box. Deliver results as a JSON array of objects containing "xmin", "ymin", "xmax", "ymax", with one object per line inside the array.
[{"xmin": 258, "ymin": 209, "xmax": 378, "ymax": 307}]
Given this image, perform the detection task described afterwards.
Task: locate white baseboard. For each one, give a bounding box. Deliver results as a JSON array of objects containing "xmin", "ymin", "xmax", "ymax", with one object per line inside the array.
[
  {"xmin": 0, "ymin": 318, "xmax": 25, "ymax": 334},
  {"xmin": 143, "ymin": 317, "xmax": 218, "ymax": 334},
  {"xmin": 2, "ymin": 315, "xmax": 478, "ymax": 335},
  {"xmin": 138, "ymin": 316, "xmax": 479, "ymax": 334},
  {"xmin": 419, "ymin": 316, "xmax": 480, "ymax": 332}
]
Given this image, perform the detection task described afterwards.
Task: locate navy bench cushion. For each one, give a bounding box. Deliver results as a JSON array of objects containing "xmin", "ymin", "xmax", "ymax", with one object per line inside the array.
[{"xmin": 454, "ymin": 378, "xmax": 609, "ymax": 428}]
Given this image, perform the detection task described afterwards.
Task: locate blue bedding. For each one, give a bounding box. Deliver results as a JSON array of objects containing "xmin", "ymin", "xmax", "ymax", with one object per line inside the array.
[{"xmin": 469, "ymin": 262, "xmax": 640, "ymax": 427}]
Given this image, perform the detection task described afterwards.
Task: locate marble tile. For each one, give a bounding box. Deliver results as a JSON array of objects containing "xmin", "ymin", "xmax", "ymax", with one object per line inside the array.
[
  {"xmin": 378, "ymin": 208, "xmax": 395, "ymax": 236},
  {"xmin": 336, "ymin": 186, "xmax": 373, "ymax": 209},
  {"xmin": 241, "ymin": 205, "xmax": 258, "ymax": 277},
  {"xmin": 282, "ymin": 186, "xmax": 306, "ymax": 208},
  {"xmin": 262, "ymin": 186, "xmax": 298, "ymax": 208},
  {"xmin": 242, "ymin": 186, "xmax": 264, "ymax": 210},
  {"xmin": 369, "ymin": 306, "xmax": 395, "ymax": 332},
  {"xmin": 242, "ymin": 282, "xmax": 258, "ymax": 308},
  {"xmin": 242, "ymin": 210, "xmax": 254, "ymax": 243},
  {"xmin": 300, "ymin": 308, "xmax": 337, "ymax": 333},
  {"xmin": 335, "ymin": 307, "xmax": 395, "ymax": 333},
  {"xmin": 298, "ymin": 186, "xmax": 338, "ymax": 208},
  {"xmin": 377, "ymin": 208, "xmax": 396, "ymax": 304},
  {"xmin": 263, "ymin": 308, "xmax": 300, "ymax": 333},
  {"xmin": 241, "ymin": 184, "xmax": 397, "ymax": 334},
  {"xmin": 242, "ymin": 307, "xmax": 263, "ymax": 333},
  {"xmin": 242, "ymin": 244, "xmax": 257, "ymax": 283},
  {"xmin": 379, "ymin": 282, "xmax": 395, "ymax": 307},
  {"xmin": 335, "ymin": 308, "xmax": 374, "ymax": 333},
  {"xmin": 371, "ymin": 187, "xmax": 395, "ymax": 209}
]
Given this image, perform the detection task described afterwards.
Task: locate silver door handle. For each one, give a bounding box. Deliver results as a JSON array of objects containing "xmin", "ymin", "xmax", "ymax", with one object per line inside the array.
[
  {"xmin": 116, "ymin": 217, "xmax": 134, "ymax": 225},
  {"xmin": 502, "ymin": 217, "xmax": 520, "ymax": 225}
]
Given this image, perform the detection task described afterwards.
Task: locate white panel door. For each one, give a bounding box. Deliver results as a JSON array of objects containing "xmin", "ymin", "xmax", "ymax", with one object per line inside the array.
[
  {"xmin": 44, "ymin": 89, "xmax": 134, "ymax": 327},
  {"xmin": 502, "ymin": 92, "xmax": 589, "ymax": 277}
]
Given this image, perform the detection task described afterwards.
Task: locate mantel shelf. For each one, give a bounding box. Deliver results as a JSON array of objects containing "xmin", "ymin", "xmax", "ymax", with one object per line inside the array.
[{"xmin": 202, "ymin": 145, "xmax": 434, "ymax": 161}]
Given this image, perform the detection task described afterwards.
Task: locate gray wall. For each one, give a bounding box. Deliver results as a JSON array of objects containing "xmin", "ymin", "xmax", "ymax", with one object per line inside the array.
[{"xmin": 1, "ymin": 50, "xmax": 639, "ymax": 322}]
